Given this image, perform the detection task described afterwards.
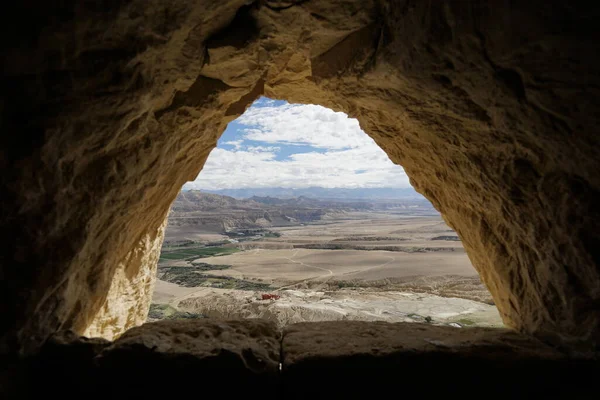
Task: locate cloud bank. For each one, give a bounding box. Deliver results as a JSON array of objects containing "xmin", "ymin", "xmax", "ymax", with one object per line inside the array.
[{"xmin": 184, "ymin": 100, "xmax": 411, "ymax": 190}]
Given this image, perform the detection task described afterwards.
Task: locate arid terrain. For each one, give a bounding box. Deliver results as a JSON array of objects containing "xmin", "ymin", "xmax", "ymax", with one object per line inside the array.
[{"xmin": 151, "ymin": 191, "xmax": 502, "ymax": 329}]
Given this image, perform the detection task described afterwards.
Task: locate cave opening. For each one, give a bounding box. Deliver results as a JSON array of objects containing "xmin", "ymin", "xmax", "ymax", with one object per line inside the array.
[
  {"xmin": 1, "ymin": 7, "xmax": 598, "ymax": 393},
  {"xmin": 146, "ymin": 97, "xmax": 502, "ymax": 331}
]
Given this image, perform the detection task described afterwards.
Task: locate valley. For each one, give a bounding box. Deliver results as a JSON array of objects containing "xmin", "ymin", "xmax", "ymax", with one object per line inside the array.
[{"xmin": 151, "ymin": 191, "xmax": 502, "ymax": 329}]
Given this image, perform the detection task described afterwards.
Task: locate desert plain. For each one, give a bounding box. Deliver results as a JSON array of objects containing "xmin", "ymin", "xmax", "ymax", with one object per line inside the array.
[{"xmin": 152, "ymin": 209, "xmax": 503, "ymax": 329}]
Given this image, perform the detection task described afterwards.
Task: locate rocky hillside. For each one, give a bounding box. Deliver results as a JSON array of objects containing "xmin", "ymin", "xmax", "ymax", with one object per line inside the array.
[
  {"xmin": 204, "ymin": 187, "xmax": 421, "ymax": 199},
  {"xmin": 172, "ymin": 191, "xmax": 263, "ymax": 212},
  {"xmin": 168, "ymin": 191, "xmax": 349, "ymax": 233},
  {"xmin": 167, "ymin": 191, "xmax": 438, "ymax": 234},
  {"xmin": 249, "ymin": 195, "xmax": 372, "ymax": 210}
]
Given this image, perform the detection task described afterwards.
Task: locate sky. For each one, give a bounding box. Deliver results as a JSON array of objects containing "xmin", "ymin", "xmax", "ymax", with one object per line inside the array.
[{"xmin": 183, "ymin": 97, "xmax": 411, "ymax": 190}]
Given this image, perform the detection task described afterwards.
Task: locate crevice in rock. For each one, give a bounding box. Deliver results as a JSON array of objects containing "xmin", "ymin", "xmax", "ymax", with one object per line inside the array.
[
  {"xmin": 206, "ymin": 2, "xmax": 261, "ymax": 50},
  {"xmin": 225, "ymin": 78, "xmax": 266, "ymax": 116},
  {"xmin": 155, "ymin": 75, "xmax": 232, "ymax": 119},
  {"xmin": 264, "ymin": 0, "xmax": 311, "ymax": 12},
  {"xmin": 474, "ymin": 30, "xmax": 527, "ymax": 102}
]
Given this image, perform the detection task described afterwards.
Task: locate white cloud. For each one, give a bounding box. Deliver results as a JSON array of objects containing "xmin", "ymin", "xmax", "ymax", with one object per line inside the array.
[
  {"xmin": 223, "ymin": 140, "xmax": 243, "ymax": 150},
  {"xmin": 246, "ymin": 145, "xmax": 281, "ymax": 153},
  {"xmin": 184, "ymin": 103, "xmax": 411, "ymax": 190},
  {"xmin": 238, "ymin": 103, "xmax": 368, "ymax": 149}
]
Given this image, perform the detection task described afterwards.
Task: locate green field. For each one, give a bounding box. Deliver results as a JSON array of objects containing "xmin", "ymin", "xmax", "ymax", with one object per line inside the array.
[
  {"xmin": 159, "ymin": 246, "xmax": 240, "ymax": 261},
  {"xmin": 157, "ymin": 266, "xmax": 272, "ymax": 291}
]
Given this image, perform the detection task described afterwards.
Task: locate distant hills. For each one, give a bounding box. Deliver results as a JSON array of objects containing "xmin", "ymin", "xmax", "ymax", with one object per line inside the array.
[
  {"xmin": 172, "ymin": 190, "xmax": 436, "ymax": 214},
  {"xmin": 173, "ymin": 191, "xmax": 262, "ymax": 212},
  {"xmin": 167, "ymin": 190, "xmax": 438, "ymax": 237},
  {"xmin": 172, "ymin": 191, "xmax": 373, "ymax": 212},
  {"xmin": 168, "ymin": 191, "xmax": 367, "ymax": 234},
  {"xmin": 199, "ymin": 187, "xmax": 421, "ymax": 200}
]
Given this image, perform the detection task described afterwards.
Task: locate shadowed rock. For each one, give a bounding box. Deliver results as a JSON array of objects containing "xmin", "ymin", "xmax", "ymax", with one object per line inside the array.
[
  {"xmin": 282, "ymin": 321, "xmax": 600, "ymax": 399},
  {"xmin": 7, "ymin": 320, "xmax": 280, "ymax": 399}
]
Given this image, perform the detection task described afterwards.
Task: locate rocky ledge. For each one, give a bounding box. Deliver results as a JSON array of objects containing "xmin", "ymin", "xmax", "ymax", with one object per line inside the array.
[{"xmin": 3, "ymin": 319, "xmax": 598, "ymax": 399}]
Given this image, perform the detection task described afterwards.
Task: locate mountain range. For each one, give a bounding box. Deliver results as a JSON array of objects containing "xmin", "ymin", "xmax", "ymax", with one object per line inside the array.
[
  {"xmin": 166, "ymin": 190, "xmax": 438, "ymax": 238},
  {"xmin": 199, "ymin": 187, "xmax": 421, "ymax": 200}
]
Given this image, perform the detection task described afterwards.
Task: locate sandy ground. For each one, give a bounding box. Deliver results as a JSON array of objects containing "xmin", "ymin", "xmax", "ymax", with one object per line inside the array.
[
  {"xmin": 152, "ymin": 279, "xmax": 205, "ymax": 303},
  {"xmin": 198, "ymin": 248, "xmax": 475, "ymax": 285},
  {"xmin": 152, "ymin": 213, "xmax": 503, "ymax": 328},
  {"xmin": 163, "ymin": 287, "xmax": 502, "ymax": 329}
]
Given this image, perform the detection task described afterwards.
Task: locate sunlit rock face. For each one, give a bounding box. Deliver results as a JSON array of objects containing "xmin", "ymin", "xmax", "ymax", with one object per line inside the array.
[
  {"xmin": 0, "ymin": 0, "xmax": 598, "ymax": 353},
  {"xmin": 82, "ymin": 219, "xmax": 167, "ymax": 340}
]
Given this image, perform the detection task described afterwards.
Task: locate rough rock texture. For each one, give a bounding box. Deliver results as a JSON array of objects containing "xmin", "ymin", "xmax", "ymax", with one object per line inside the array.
[
  {"xmin": 282, "ymin": 321, "xmax": 599, "ymax": 399},
  {"xmin": 1, "ymin": 1, "xmax": 599, "ymax": 353},
  {"xmin": 283, "ymin": 321, "xmax": 563, "ymax": 362},
  {"xmin": 4, "ymin": 319, "xmax": 280, "ymax": 398},
  {"xmin": 5, "ymin": 320, "xmax": 598, "ymax": 399},
  {"xmin": 82, "ymin": 218, "xmax": 167, "ymax": 339},
  {"xmin": 95, "ymin": 319, "xmax": 281, "ymax": 398},
  {"xmin": 103, "ymin": 318, "xmax": 280, "ymax": 367}
]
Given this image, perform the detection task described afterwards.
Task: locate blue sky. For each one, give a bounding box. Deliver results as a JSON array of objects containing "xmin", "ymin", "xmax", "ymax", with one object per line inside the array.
[
  {"xmin": 184, "ymin": 97, "xmax": 410, "ymax": 190},
  {"xmin": 218, "ymin": 98, "xmax": 328, "ymax": 161}
]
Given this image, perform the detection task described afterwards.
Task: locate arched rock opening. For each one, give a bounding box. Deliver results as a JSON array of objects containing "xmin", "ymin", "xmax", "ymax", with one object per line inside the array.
[{"xmin": 1, "ymin": 1, "xmax": 599, "ymax": 354}]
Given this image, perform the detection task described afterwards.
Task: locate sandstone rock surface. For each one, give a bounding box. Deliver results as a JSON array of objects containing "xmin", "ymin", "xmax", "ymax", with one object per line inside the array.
[
  {"xmin": 101, "ymin": 318, "xmax": 280, "ymax": 371},
  {"xmin": 96, "ymin": 319, "xmax": 281, "ymax": 398},
  {"xmin": 6, "ymin": 320, "xmax": 598, "ymax": 399},
  {"xmin": 6, "ymin": 319, "xmax": 280, "ymax": 398},
  {"xmin": 282, "ymin": 321, "xmax": 598, "ymax": 399},
  {"xmin": 0, "ymin": 0, "xmax": 599, "ymax": 353},
  {"xmin": 283, "ymin": 320, "xmax": 562, "ymax": 362}
]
